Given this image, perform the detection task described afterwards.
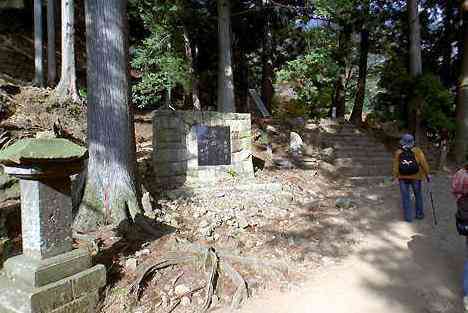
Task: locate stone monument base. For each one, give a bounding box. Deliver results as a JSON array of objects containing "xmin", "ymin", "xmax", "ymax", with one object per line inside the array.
[
  {"xmin": 0, "ymin": 249, "xmax": 105, "ymax": 313},
  {"xmin": 153, "ymin": 110, "xmax": 254, "ymax": 189}
]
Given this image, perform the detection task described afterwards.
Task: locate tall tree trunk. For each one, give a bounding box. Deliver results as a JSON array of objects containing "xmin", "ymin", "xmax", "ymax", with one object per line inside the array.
[
  {"xmin": 183, "ymin": 28, "xmax": 200, "ymax": 110},
  {"xmin": 34, "ymin": 0, "xmax": 44, "ymax": 87},
  {"xmin": 350, "ymin": 26, "xmax": 369, "ymax": 125},
  {"xmin": 333, "ymin": 25, "xmax": 352, "ymax": 119},
  {"xmin": 217, "ymin": 0, "xmax": 235, "ymax": 113},
  {"xmin": 455, "ymin": 1, "xmax": 468, "ymax": 164},
  {"xmin": 261, "ymin": 0, "xmax": 274, "ymax": 112},
  {"xmin": 408, "ymin": 0, "xmax": 423, "ymax": 140},
  {"xmin": 73, "ymin": 0, "xmax": 142, "ymax": 232},
  {"xmin": 441, "ymin": 0, "xmax": 455, "ymax": 87},
  {"xmin": 54, "ymin": 0, "xmax": 79, "ymax": 102},
  {"xmin": 47, "ymin": 0, "xmax": 57, "ymax": 86}
]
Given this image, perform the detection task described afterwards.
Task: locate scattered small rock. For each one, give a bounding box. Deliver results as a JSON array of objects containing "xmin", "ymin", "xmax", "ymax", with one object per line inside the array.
[
  {"xmin": 141, "ymin": 192, "xmax": 153, "ymax": 213},
  {"xmin": 174, "ymin": 284, "xmax": 191, "ymax": 297},
  {"xmin": 321, "ymin": 147, "xmax": 335, "ymax": 163},
  {"xmin": 125, "ymin": 258, "xmax": 138, "ymax": 272},
  {"xmin": 181, "ymin": 296, "xmax": 191, "ymax": 306},
  {"xmin": 335, "ymin": 197, "xmax": 353, "ymax": 209},
  {"xmin": 289, "ymin": 132, "xmax": 304, "ymax": 155}
]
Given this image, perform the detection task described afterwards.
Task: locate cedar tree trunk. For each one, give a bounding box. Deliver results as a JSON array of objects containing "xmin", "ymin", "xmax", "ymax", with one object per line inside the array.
[
  {"xmin": 455, "ymin": 1, "xmax": 468, "ymax": 164},
  {"xmin": 217, "ymin": 0, "xmax": 236, "ymax": 112},
  {"xmin": 333, "ymin": 25, "xmax": 352, "ymax": 119},
  {"xmin": 34, "ymin": 0, "xmax": 45, "ymax": 87},
  {"xmin": 47, "ymin": 0, "xmax": 57, "ymax": 85},
  {"xmin": 350, "ymin": 27, "xmax": 370, "ymax": 125},
  {"xmin": 73, "ymin": 0, "xmax": 142, "ymax": 232},
  {"xmin": 408, "ymin": 0, "xmax": 424, "ymax": 140},
  {"xmin": 55, "ymin": 0, "xmax": 80, "ymax": 102},
  {"xmin": 261, "ymin": 0, "xmax": 274, "ymax": 112}
]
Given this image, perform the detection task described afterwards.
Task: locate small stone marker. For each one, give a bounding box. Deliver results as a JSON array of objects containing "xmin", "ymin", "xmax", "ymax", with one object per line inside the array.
[{"xmin": 0, "ymin": 138, "xmax": 106, "ymax": 313}]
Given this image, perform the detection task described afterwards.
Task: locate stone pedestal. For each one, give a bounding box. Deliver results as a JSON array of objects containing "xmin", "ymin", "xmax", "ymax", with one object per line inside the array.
[{"xmin": 0, "ymin": 139, "xmax": 106, "ymax": 313}]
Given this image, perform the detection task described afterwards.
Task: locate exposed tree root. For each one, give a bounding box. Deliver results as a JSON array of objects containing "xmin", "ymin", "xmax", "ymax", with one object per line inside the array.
[{"xmin": 129, "ymin": 244, "xmax": 289, "ymax": 311}]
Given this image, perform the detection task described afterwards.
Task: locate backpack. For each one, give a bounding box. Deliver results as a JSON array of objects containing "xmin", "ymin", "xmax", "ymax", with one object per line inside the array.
[
  {"xmin": 455, "ymin": 172, "xmax": 468, "ymax": 235},
  {"xmin": 456, "ymin": 195, "xmax": 468, "ymax": 235},
  {"xmin": 398, "ymin": 148, "xmax": 419, "ymax": 176}
]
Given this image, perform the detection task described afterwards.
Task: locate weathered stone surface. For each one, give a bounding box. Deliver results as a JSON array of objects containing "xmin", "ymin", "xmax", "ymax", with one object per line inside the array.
[
  {"xmin": 20, "ymin": 178, "xmax": 73, "ymax": 260},
  {"xmin": 30, "ymin": 279, "xmax": 74, "ymax": 312},
  {"xmin": 319, "ymin": 161, "xmax": 338, "ymax": 178},
  {"xmin": 4, "ymin": 249, "xmax": 91, "ymax": 288},
  {"xmin": 0, "ymin": 264, "xmax": 104, "ymax": 313},
  {"xmin": 0, "ymin": 139, "xmax": 87, "ymax": 165},
  {"xmin": 321, "ymin": 147, "xmax": 335, "ymax": 163},
  {"xmin": 51, "ymin": 292, "xmax": 98, "ymax": 313},
  {"xmin": 71, "ymin": 265, "xmax": 106, "ymax": 299},
  {"xmin": 289, "ymin": 132, "xmax": 304, "ymax": 154}
]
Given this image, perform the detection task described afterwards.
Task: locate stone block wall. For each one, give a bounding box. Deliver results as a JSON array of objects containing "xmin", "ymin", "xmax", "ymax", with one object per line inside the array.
[{"xmin": 153, "ymin": 110, "xmax": 254, "ymax": 189}]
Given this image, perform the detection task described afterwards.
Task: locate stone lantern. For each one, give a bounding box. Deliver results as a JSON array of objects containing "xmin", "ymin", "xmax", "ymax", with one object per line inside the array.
[{"xmin": 0, "ymin": 139, "xmax": 106, "ymax": 313}]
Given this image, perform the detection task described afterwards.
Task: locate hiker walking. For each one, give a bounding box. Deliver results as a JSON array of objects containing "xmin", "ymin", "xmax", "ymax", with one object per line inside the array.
[
  {"xmin": 452, "ymin": 164, "xmax": 468, "ymax": 311},
  {"xmin": 393, "ymin": 134, "xmax": 431, "ymax": 222}
]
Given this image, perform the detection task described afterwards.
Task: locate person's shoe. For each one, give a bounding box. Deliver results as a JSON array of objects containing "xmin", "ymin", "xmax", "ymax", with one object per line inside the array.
[
  {"xmin": 415, "ymin": 213, "xmax": 425, "ymax": 220},
  {"xmin": 464, "ymin": 296, "xmax": 468, "ymax": 312}
]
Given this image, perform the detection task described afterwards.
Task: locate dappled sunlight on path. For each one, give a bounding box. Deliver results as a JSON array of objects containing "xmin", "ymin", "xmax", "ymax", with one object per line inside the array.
[{"xmin": 218, "ymin": 176, "xmax": 464, "ymax": 313}]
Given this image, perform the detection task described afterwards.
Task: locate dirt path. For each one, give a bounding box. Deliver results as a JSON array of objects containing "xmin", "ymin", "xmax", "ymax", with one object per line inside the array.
[{"xmin": 218, "ymin": 175, "xmax": 465, "ymax": 313}]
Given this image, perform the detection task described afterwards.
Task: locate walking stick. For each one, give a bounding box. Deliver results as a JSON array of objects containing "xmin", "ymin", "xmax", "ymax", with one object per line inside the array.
[{"xmin": 428, "ymin": 181, "xmax": 438, "ymax": 226}]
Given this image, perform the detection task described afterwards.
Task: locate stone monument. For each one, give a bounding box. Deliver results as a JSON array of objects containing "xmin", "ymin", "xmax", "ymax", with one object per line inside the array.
[
  {"xmin": 0, "ymin": 138, "xmax": 106, "ymax": 313},
  {"xmin": 153, "ymin": 110, "xmax": 254, "ymax": 189}
]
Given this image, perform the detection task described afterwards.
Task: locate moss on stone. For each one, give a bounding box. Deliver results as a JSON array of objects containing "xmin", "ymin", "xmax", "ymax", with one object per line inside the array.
[{"xmin": 0, "ymin": 138, "xmax": 87, "ymax": 165}]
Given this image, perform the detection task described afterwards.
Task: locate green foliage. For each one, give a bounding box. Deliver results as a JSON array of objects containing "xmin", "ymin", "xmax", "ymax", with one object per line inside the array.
[
  {"xmin": 129, "ymin": 1, "xmax": 191, "ymax": 109},
  {"xmin": 277, "ymin": 48, "xmax": 338, "ymax": 117},
  {"xmin": 373, "ymin": 54, "xmax": 455, "ymax": 132},
  {"xmin": 415, "ymin": 74, "xmax": 455, "ymax": 132}
]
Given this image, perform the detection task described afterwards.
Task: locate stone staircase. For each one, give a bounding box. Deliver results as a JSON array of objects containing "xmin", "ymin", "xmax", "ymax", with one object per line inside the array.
[{"xmin": 318, "ymin": 121, "xmax": 393, "ymax": 178}]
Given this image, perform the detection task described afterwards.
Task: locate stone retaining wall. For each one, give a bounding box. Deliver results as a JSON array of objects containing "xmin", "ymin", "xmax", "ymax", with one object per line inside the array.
[{"xmin": 153, "ymin": 110, "xmax": 254, "ymax": 189}]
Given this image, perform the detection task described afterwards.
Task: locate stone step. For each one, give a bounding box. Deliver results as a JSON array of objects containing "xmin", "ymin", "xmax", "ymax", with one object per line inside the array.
[
  {"xmin": 334, "ymin": 150, "xmax": 392, "ymax": 158},
  {"xmin": 339, "ymin": 165, "xmax": 392, "ymax": 177},
  {"xmin": 335, "ymin": 157, "xmax": 392, "ymax": 167},
  {"xmin": 345, "ymin": 176, "xmax": 392, "ymax": 187},
  {"xmin": 329, "ymin": 142, "xmax": 388, "ymax": 150}
]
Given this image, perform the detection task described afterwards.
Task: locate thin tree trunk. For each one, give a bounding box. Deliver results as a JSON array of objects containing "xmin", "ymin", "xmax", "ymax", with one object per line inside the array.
[
  {"xmin": 333, "ymin": 25, "xmax": 352, "ymax": 119},
  {"xmin": 54, "ymin": 0, "xmax": 79, "ymax": 102},
  {"xmin": 408, "ymin": 0, "xmax": 423, "ymax": 140},
  {"xmin": 408, "ymin": 0, "xmax": 422, "ymax": 76},
  {"xmin": 455, "ymin": 1, "xmax": 468, "ymax": 164},
  {"xmin": 183, "ymin": 28, "xmax": 200, "ymax": 110},
  {"xmin": 73, "ymin": 0, "xmax": 142, "ymax": 232},
  {"xmin": 350, "ymin": 27, "xmax": 369, "ymax": 125},
  {"xmin": 261, "ymin": 0, "xmax": 274, "ymax": 112},
  {"xmin": 441, "ymin": 0, "xmax": 455, "ymax": 87},
  {"xmin": 47, "ymin": 0, "xmax": 57, "ymax": 86},
  {"xmin": 217, "ymin": 0, "xmax": 235, "ymax": 113},
  {"xmin": 34, "ymin": 0, "xmax": 45, "ymax": 87}
]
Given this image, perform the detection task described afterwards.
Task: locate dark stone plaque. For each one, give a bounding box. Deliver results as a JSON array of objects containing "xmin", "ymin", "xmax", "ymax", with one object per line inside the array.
[{"xmin": 195, "ymin": 126, "xmax": 231, "ymax": 166}]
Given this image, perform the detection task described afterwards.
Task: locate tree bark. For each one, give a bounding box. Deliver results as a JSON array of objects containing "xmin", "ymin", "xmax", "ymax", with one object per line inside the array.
[
  {"xmin": 350, "ymin": 27, "xmax": 369, "ymax": 125},
  {"xmin": 455, "ymin": 1, "xmax": 468, "ymax": 164},
  {"xmin": 217, "ymin": 0, "xmax": 235, "ymax": 113},
  {"xmin": 54, "ymin": 0, "xmax": 80, "ymax": 102},
  {"xmin": 73, "ymin": 0, "xmax": 142, "ymax": 232},
  {"xmin": 333, "ymin": 25, "xmax": 352, "ymax": 119},
  {"xmin": 408, "ymin": 0, "xmax": 423, "ymax": 140},
  {"xmin": 47, "ymin": 0, "xmax": 57, "ymax": 86},
  {"xmin": 441, "ymin": 0, "xmax": 455, "ymax": 87},
  {"xmin": 261, "ymin": 0, "xmax": 274, "ymax": 112},
  {"xmin": 34, "ymin": 0, "xmax": 45, "ymax": 87},
  {"xmin": 183, "ymin": 28, "xmax": 200, "ymax": 110}
]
